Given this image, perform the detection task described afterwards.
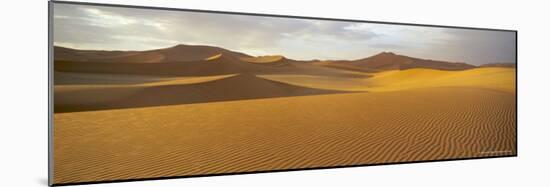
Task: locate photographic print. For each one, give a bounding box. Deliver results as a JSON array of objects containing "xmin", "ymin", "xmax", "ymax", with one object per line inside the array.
[{"xmin": 50, "ymin": 1, "xmax": 517, "ymax": 185}]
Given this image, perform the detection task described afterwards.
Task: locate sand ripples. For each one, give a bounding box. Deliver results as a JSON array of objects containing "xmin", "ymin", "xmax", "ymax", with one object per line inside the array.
[{"xmin": 54, "ymin": 87, "xmax": 515, "ymax": 184}]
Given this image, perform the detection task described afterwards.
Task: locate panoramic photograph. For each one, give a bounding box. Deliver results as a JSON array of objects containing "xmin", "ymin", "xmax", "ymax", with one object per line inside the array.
[{"xmin": 52, "ymin": 3, "xmax": 516, "ymax": 185}]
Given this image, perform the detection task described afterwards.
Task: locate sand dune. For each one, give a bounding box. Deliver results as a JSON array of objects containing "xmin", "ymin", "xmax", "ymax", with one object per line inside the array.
[
  {"xmin": 151, "ymin": 44, "xmax": 251, "ymax": 62},
  {"xmin": 240, "ymin": 55, "xmax": 284, "ymax": 63},
  {"xmin": 258, "ymin": 74, "xmax": 369, "ymax": 92},
  {"xmin": 54, "ymin": 44, "xmax": 251, "ymax": 63},
  {"xmin": 54, "ymin": 45, "xmax": 263, "ymax": 76},
  {"xmin": 54, "ymin": 73, "xmax": 348, "ymax": 113},
  {"xmin": 313, "ymin": 61, "xmax": 378, "ymax": 73},
  {"xmin": 54, "ymin": 46, "xmax": 167, "ymax": 63},
  {"xmin": 364, "ymin": 67, "xmax": 515, "ymax": 92},
  {"xmin": 284, "ymin": 62, "xmax": 372, "ymax": 78},
  {"xmin": 349, "ymin": 52, "xmax": 476, "ymax": 71},
  {"xmin": 54, "ymin": 56, "xmax": 252, "ymax": 76},
  {"xmin": 53, "ymin": 87, "xmax": 516, "ymax": 184},
  {"xmin": 259, "ymin": 67, "xmax": 515, "ymax": 93},
  {"xmin": 54, "ymin": 74, "xmax": 238, "ymax": 112},
  {"xmin": 55, "ymin": 45, "xmax": 479, "ymax": 76},
  {"xmin": 55, "ymin": 67, "xmax": 514, "ymax": 113},
  {"xmin": 55, "ymin": 71, "xmax": 176, "ymax": 85},
  {"xmin": 56, "ymin": 73, "xmax": 238, "ymax": 87},
  {"xmin": 54, "ymin": 56, "xmax": 371, "ymax": 78},
  {"xmin": 239, "ymin": 55, "xmax": 289, "ymax": 66}
]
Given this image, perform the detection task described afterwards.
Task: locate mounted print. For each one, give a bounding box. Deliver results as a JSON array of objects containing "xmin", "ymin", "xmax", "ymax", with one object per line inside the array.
[{"xmin": 49, "ymin": 1, "xmax": 517, "ymax": 186}]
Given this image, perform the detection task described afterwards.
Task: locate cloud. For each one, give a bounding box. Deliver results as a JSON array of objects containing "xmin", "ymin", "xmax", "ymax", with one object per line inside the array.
[
  {"xmin": 80, "ymin": 7, "xmax": 139, "ymax": 26},
  {"xmin": 53, "ymin": 3, "xmax": 516, "ymax": 65}
]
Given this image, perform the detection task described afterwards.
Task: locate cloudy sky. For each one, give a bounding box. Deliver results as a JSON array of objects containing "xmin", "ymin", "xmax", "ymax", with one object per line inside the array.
[{"xmin": 53, "ymin": 3, "xmax": 516, "ymax": 65}]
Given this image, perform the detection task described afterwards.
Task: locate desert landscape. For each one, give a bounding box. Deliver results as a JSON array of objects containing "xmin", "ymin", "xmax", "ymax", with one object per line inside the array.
[{"xmin": 53, "ymin": 44, "xmax": 516, "ymax": 184}]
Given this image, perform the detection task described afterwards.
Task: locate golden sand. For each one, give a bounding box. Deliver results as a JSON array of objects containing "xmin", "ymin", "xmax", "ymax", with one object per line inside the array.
[
  {"xmin": 259, "ymin": 67, "xmax": 515, "ymax": 93},
  {"xmin": 53, "ymin": 61, "xmax": 516, "ymax": 184},
  {"xmin": 240, "ymin": 55, "xmax": 284, "ymax": 63},
  {"xmin": 54, "ymin": 86, "xmax": 515, "ymax": 184},
  {"xmin": 204, "ymin": 54, "xmax": 223, "ymax": 61}
]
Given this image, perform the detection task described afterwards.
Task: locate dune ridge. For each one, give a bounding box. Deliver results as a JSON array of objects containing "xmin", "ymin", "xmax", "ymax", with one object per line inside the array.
[
  {"xmin": 204, "ymin": 53, "xmax": 223, "ymax": 61},
  {"xmin": 240, "ymin": 55, "xmax": 284, "ymax": 63},
  {"xmin": 54, "ymin": 45, "xmax": 484, "ymax": 75}
]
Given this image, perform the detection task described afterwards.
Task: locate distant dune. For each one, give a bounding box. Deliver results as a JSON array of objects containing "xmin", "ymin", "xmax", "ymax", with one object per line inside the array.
[
  {"xmin": 55, "ymin": 49, "xmax": 258, "ymax": 76},
  {"xmin": 348, "ymin": 52, "xmax": 476, "ymax": 71},
  {"xmin": 54, "ymin": 45, "xmax": 484, "ymax": 76},
  {"xmin": 54, "ymin": 44, "xmax": 251, "ymax": 63}
]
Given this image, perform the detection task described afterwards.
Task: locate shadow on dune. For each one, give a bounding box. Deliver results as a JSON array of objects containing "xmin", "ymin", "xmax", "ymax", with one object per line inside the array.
[{"xmin": 54, "ymin": 74, "xmax": 357, "ymax": 113}]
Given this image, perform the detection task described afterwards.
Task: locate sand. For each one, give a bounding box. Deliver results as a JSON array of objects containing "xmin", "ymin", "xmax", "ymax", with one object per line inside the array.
[
  {"xmin": 54, "ymin": 73, "xmax": 347, "ymax": 113},
  {"xmin": 53, "ymin": 86, "xmax": 516, "ymax": 184},
  {"xmin": 52, "ymin": 46, "xmax": 516, "ymax": 184},
  {"xmin": 204, "ymin": 54, "xmax": 223, "ymax": 61},
  {"xmin": 258, "ymin": 67, "xmax": 515, "ymax": 93},
  {"xmin": 240, "ymin": 55, "xmax": 284, "ymax": 63},
  {"xmin": 54, "ymin": 44, "xmax": 252, "ymax": 63},
  {"xmin": 349, "ymin": 52, "xmax": 476, "ymax": 70}
]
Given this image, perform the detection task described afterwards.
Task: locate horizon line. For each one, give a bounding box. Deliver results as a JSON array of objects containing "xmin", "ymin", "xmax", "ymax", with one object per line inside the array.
[{"xmin": 52, "ymin": 44, "xmax": 516, "ymax": 65}]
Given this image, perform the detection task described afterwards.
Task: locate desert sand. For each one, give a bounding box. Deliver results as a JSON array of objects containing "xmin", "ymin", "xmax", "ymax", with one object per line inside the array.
[
  {"xmin": 258, "ymin": 67, "xmax": 515, "ymax": 93},
  {"xmin": 53, "ymin": 45, "xmax": 516, "ymax": 184},
  {"xmin": 240, "ymin": 55, "xmax": 284, "ymax": 62},
  {"xmin": 53, "ymin": 86, "xmax": 515, "ymax": 183}
]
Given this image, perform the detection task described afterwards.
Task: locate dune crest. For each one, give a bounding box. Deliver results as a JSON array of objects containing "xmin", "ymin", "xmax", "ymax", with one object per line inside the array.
[
  {"xmin": 240, "ymin": 55, "xmax": 285, "ymax": 63},
  {"xmin": 205, "ymin": 53, "xmax": 223, "ymax": 61}
]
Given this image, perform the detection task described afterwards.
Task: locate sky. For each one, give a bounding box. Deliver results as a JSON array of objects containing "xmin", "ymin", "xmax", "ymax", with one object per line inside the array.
[{"xmin": 53, "ymin": 3, "xmax": 516, "ymax": 65}]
